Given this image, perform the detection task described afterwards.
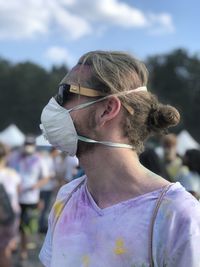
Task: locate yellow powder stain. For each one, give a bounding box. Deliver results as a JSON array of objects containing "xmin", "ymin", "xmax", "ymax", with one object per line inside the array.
[
  {"xmin": 82, "ymin": 255, "xmax": 90, "ymax": 267},
  {"xmin": 54, "ymin": 201, "xmax": 64, "ymax": 219},
  {"xmin": 114, "ymin": 238, "xmax": 127, "ymax": 255}
]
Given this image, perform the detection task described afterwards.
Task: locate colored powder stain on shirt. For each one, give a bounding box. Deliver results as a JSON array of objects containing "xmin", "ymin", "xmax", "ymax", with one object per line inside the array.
[
  {"xmin": 39, "ymin": 179, "xmax": 200, "ymax": 267},
  {"xmin": 82, "ymin": 255, "xmax": 90, "ymax": 267},
  {"xmin": 54, "ymin": 201, "xmax": 64, "ymax": 219},
  {"xmin": 166, "ymin": 210, "xmax": 173, "ymax": 220},
  {"xmin": 114, "ymin": 239, "xmax": 127, "ymax": 255}
]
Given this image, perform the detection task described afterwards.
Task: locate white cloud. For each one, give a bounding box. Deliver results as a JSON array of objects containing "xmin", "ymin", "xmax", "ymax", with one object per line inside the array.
[
  {"xmin": 69, "ymin": 0, "xmax": 147, "ymax": 27},
  {"xmin": 147, "ymin": 13, "xmax": 175, "ymax": 35},
  {"xmin": 0, "ymin": 0, "xmax": 175, "ymax": 40},
  {"xmin": 44, "ymin": 46, "xmax": 75, "ymax": 66},
  {"xmin": 0, "ymin": 0, "xmax": 50, "ymax": 39},
  {"xmin": 0, "ymin": 0, "xmax": 91, "ymax": 40},
  {"xmin": 49, "ymin": 1, "xmax": 92, "ymax": 40}
]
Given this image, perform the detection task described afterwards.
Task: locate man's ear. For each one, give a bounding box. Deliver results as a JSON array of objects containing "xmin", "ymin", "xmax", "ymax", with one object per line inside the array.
[{"xmin": 97, "ymin": 96, "xmax": 121, "ymax": 127}]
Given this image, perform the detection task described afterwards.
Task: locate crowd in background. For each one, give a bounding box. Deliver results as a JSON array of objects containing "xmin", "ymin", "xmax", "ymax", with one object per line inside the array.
[
  {"xmin": 0, "ymin": 136, "xmax": 82, "ymax": 267},
  {"xmin": 140, "ymin": 134, "xmax": 200, "ymax": 199},
  {"xmin": 0, "ymin": 133, "xmax": 200, "ymax": 267}
]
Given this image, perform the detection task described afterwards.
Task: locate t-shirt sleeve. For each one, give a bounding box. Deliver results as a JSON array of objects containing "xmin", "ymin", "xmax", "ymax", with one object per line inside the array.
[
  {"xmin": 8, "ymin": 169, "xmax": 21, "ymax": 186},
  {"xmin": 14, "ymin": 171, "xmax": 21, "ymax": 186},
  {"xmin": 154, "ymin": 188, "xmax": 200, "ymax": 267},
  {"xmin": 39, "ymin": 157, "xmax": 51, "ymax": 178},
  {"xmin": 169, "ymin": 235, "xmax": 200, "ymax": 266}
]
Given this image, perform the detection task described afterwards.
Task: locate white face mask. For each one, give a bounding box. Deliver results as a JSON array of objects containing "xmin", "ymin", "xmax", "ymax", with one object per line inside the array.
[
  {"xmin": 40, "ymin": 87, "xmax": 147, "ymax": 156},
  {"xmin": 23, "ymin": 145, "xmax": 36, "ymax": 155}
]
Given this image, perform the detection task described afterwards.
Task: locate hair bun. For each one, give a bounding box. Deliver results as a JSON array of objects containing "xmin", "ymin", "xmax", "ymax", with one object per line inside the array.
[{"xmin": 148, "ymin": 104, "xmax": 180, "ymax": 130}]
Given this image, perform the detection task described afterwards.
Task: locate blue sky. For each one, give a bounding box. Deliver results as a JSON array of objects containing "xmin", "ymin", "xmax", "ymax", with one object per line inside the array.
[{"xmin": 0, "ymin": 0, "xmax": 199, "ymax": 69}]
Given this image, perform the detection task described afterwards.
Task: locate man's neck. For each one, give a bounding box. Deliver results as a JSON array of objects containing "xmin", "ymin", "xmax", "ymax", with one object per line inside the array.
[{"xmin": 79, "ymin": 147, "xmax": 169, "ymax": 209}]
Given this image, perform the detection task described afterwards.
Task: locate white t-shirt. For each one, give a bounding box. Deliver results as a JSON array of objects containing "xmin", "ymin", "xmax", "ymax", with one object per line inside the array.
[
  {"xmin": 9, "ymin": 152, "xmax": 49, "ymax": 204},
  {"xmin": 39, "ymin": 176, "xmax": 200, "ymax": 267},
  {"xmin": 40, "ymin": 153, "xmax": 56, "ymax": 192},
  {"xmin": 0, "ymin": 167, "xmax": 21, "ymax": 213}
]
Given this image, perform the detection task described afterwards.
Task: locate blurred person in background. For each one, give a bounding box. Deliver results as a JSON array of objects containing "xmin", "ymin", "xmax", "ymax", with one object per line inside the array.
[
  {"xmin": 64, "ymin": 153, "xmax": 79, "ymax": 182},
  {"xmin": 48, "ymin": 149, "xmax": 78, "ymax": 189},
  {"xmin": 177, "ymin": 149, "xmax": 200, "ymax": 199},
  {"xmin": 0, "ymin": 142, "xmax": 21, "ymax": 267},
  {"xmin": 38, "ymin": 148, "xmax": 57, "ymax": 234},
  {"xmin": 162, "ymin": 134, "xmax": 185, "ymax": 182},
  {"xmin": 8, "ymin": 135, "xmax": 50, "ymax": 260},
  {"xmin": 139, "ymin": 148, "xmax": 169, "ymax": 179},
  {"xmin": 39, "ymin": 51, "xmax": 200, "ymax": 267},
  {"xmin": 47, "ymin": 147, "xmax": 65, "ymax": 190},
  {"xmin": 53, "ymin": 150, "xmax": 80, "ymax": 186}
]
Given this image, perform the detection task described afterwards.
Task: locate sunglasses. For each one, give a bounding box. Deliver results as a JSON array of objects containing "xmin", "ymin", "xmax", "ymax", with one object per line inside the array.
[{"xmin": 55, "ymin": 83, "xmax": 134, "ymax": 115}]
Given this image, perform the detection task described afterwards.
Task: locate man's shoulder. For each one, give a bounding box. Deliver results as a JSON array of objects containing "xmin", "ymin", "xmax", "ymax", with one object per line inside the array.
[
  {"xmin": 0, "ymin": 167, "xmax": 20, "ymax": 180},
  {"xmin": 163, "ymin": 182, "xmax": 200, "ymax": 222},
  {"xmin": 56, "ymin": 175, "xmax": 86, "ymax": 201},
  {"xmin": 5, "ymin": 167, "xmax": 20, "ymax": 179},
  {"xmin": 154, "ymin": 183, "xmax": 200, "ymax": 246},
  {"xmin": 49, "ymin": 176, "xmax": 86, "ymax": 223}
]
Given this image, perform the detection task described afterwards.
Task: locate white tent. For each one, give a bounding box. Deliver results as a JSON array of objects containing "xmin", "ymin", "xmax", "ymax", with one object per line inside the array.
[
  {"xmin": 0, "ymin": 124, "xmax": 25, "ymax": 147},
  {"xmin": 36, "ymin": 134, "xmax": 51, "ymax": 147},
  {"xmin": 177, "ymin": 130, "xmax": 200, "ymax": 155}
]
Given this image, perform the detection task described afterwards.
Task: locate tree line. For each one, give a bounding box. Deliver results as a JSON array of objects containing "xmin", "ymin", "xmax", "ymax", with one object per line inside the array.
[
  {"xmin": 147, "ymin": 49, "xmax": 200, "ymax": 143},
  {"xmin": 0, "ymin": 48, "xmax": 199, "ymax": 142},
  {"xmin": 0, "ymin": 61, "xmax": 68, "ymax": 135}
]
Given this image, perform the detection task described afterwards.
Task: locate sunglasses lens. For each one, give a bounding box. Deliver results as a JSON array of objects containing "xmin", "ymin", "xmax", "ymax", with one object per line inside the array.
[{"xmin": 55, "ymin": 84, "xmax": 71, "ymax": 106}]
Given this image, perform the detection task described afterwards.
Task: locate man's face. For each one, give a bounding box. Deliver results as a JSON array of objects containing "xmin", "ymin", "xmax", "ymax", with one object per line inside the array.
[
  {"xmin": 23, "ymin": 144, "xmax": 36, "ymax": 155},
  {"xmin": 163, "ymin": 145, "xmax": 177, "ymax": 161}
]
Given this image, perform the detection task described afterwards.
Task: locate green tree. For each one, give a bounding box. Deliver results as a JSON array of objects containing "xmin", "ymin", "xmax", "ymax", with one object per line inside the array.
[
  {"xmin": 146, "ymin": 49, "xmax": 200, "ymax": 142},
  {"xmin": 0, "ymin": 60, "xmax": 68, "ymax": 134}
]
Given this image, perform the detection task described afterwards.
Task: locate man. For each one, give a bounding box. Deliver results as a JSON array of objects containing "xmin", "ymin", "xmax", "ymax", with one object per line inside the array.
[
  {"xmin": 0, "ymin": 142, "xmax": 21, "ymax": 267},
  {"xmin": 39, "ymin": 51, "xmax": 200, "ymax": 267},
  {"xmin": 38, "ymin": 148, "xmax": 57, "ymax": 233},
  {"xmin": 177, "ymin": 149, "xmax": 200, "ymax": 199},
  {"xmin": 9, "ymin": 136, "xmax": 50, "ymax": 260},
  {"xmin": 162, "ymin": 134, "xmax": 185, "ymax": 181}
]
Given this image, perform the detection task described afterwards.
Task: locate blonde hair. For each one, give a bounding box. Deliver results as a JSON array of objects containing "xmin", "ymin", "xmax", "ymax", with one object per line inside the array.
[{"xmin": 64, "ymin": 50, "xmax": 180, "ymax": 153}]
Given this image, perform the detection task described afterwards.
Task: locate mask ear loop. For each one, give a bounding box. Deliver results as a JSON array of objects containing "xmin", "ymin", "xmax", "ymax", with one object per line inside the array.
[{"xmin": 69, "ymin": 86, "xmax": 148, "ymax": 113}]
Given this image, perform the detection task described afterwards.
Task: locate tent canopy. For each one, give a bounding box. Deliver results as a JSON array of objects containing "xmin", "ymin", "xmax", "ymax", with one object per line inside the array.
[
  {"xmin": 177, "ymin": 130, "xmax": 200, "ymax": 155},
  {"xmin": 36, "ymin": 134, "xmax": 51, "ymax": 147},
  {"xmin": 0, "ymin": 124, "xmax": 25, "ymax": 147}
]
